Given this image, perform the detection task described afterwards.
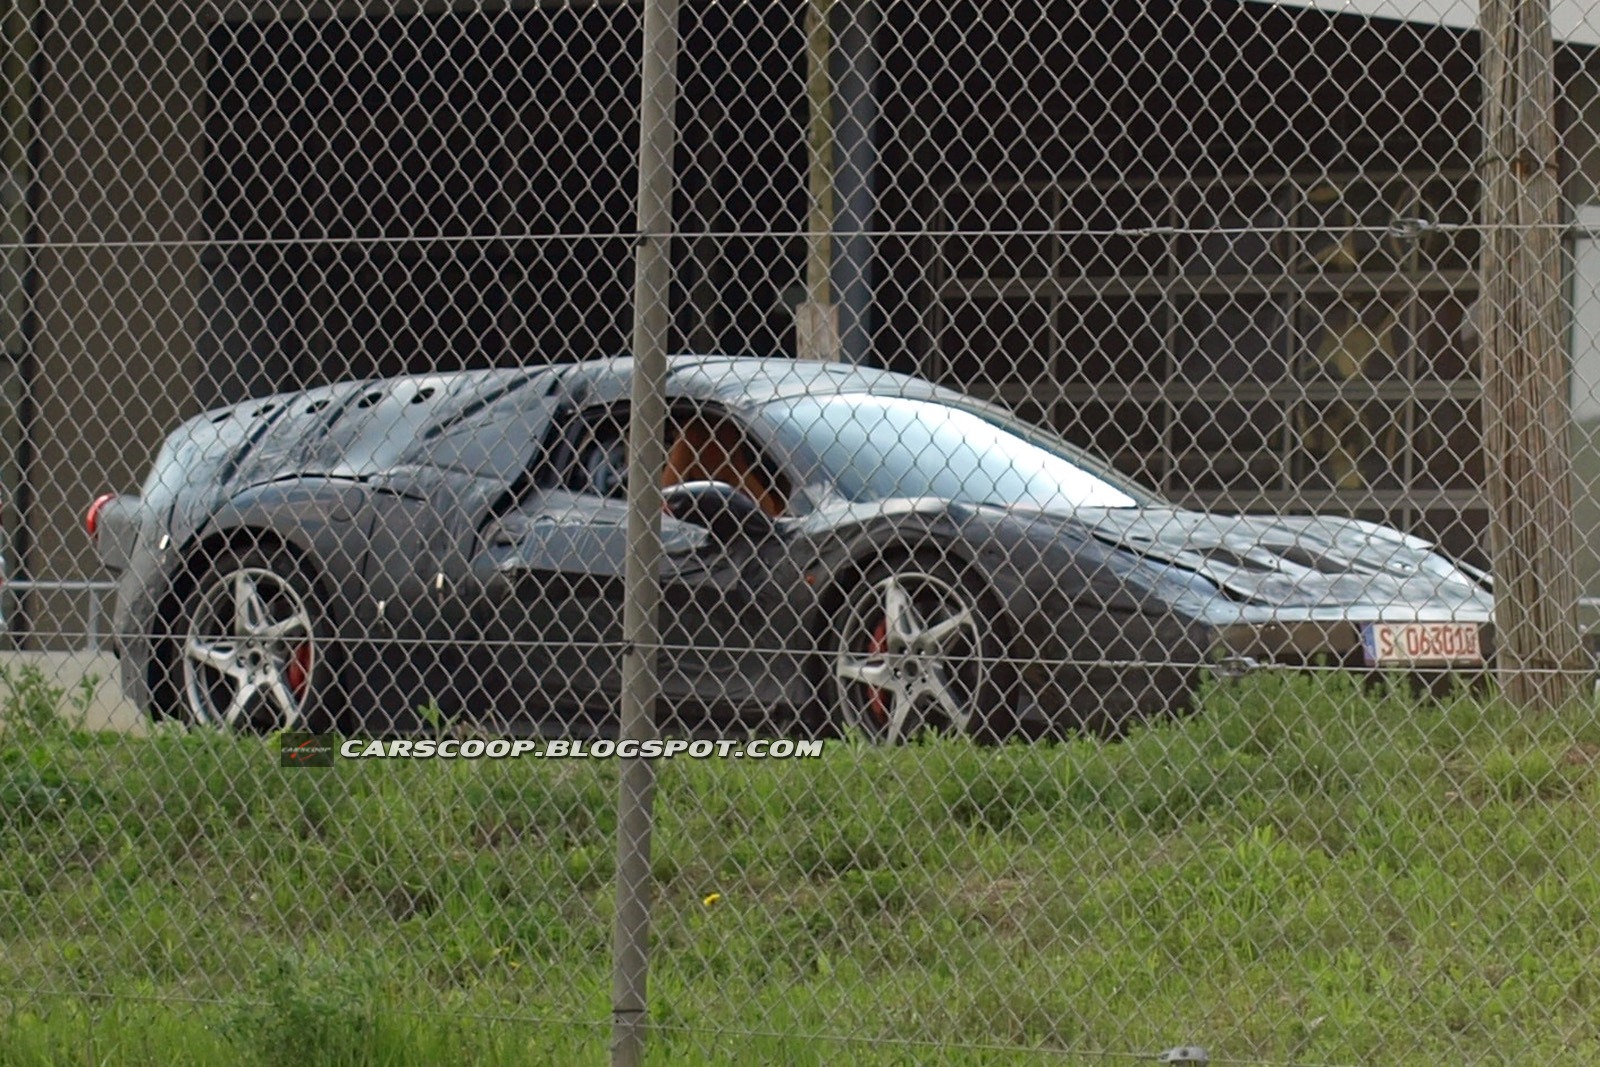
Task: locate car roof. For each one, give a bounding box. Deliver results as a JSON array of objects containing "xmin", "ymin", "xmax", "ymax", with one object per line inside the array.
[
  {"xmin": 555, "ymin": 354, "xmax": 950, "ymax": 409},
  {"xmin": 177, "ymin": 356, "xmax": 964, "ymax": 489}
]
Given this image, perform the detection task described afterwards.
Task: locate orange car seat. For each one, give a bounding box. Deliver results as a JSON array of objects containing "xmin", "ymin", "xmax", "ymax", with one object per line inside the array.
[{"xmin": 662, "ymin": 416, "xmax": 786, "ymax": 518}]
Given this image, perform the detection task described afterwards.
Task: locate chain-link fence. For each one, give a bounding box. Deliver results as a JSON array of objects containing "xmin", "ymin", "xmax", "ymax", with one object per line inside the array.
[{"xmin": 6, "ymin": 1, "xmax": 1600, "ymax": 1064}]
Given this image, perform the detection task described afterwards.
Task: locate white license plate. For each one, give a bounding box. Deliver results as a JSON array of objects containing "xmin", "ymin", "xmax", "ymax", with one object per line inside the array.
[{"xmin": 1361, "ymin": 622, "xmax": 1483, "ymax": 666}]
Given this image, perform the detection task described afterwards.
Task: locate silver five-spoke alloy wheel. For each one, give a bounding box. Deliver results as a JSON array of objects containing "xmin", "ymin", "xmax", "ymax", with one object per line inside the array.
[
  {"xmin": 834, "ymin": 569, "xmax": 986, "ymax": 743},
  {"xmin": 182, "ymin": 565, "xmax": 317, "ymax": 730}
]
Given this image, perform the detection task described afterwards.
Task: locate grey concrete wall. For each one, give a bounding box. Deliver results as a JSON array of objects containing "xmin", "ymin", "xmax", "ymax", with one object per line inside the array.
[
  {"xmin": 1564, "ymin": 58, "xmax": 1600, "ymax": 612},
  {"xmin": 20, "ymin": 3, "xmax": 208, "ymax": 647},
  {"xmin": 0, "ymin": 650, "xmax": 143, "ymax": 733}
]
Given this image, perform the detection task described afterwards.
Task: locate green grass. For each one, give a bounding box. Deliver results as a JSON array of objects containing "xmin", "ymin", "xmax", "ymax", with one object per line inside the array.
[{"xmin": 4, "ymin": 666, "xmax": 1600, "ymax": 1064}]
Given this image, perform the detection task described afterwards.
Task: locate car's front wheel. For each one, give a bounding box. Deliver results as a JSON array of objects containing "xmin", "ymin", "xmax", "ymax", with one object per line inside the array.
[
  {"xmin": 829, "ymin": 561, "xmax": 1001, "ymax": 744},
  {"xmin": 174, "ymin": 547, "xmax": 337, "ymax": 732}
]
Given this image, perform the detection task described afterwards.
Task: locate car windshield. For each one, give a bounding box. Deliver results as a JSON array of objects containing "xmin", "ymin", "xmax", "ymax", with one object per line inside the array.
[{"xmin": 766, "ymin": 394, "xmax": 1151, "ymax": 511}]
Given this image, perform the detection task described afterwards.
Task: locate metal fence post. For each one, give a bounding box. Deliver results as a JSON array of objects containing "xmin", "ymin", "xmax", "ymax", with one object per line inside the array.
[{"xmin": 610, "ymin": 0, "xmax": 681, "ymax": 1064}]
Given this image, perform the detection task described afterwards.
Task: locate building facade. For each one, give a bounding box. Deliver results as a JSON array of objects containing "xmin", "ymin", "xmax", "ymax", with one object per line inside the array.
[{"xmin": 7, "ymin": 0, "xmax": 1600, "ymax": 642}]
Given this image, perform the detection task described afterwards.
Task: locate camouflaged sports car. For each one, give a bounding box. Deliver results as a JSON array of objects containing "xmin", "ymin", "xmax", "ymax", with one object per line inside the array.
[{"xmin": 89, "ymin": 356, "xmax": 1494, "ymax": 741}]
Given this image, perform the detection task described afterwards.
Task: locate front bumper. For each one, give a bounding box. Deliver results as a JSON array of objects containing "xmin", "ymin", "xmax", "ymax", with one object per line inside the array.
[
  {"xmin": 1211, "ymin": 616, "xmax": 1498, "ymax": 672},
  {"xmin": 1005, "ymin": 611, "xmax": 1500, "ymax": 736}
]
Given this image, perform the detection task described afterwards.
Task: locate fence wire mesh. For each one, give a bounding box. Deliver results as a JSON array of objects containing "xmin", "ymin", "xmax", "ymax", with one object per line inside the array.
[{"xmin": 5, "ymin": 1, "xmax": 1600, "ymax": 1064}]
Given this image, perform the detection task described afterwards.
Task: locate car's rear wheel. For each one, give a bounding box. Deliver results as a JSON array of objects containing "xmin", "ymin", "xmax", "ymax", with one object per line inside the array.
[
  {"xmin": 829, "ymin": 561, "xmax": 999, "ymax": 743},
  {"xmin": 174, "ymin": 547, "xmax": 337, "ymax": 732}
]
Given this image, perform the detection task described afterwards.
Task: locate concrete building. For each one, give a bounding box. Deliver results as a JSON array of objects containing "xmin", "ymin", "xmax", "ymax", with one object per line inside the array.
[{"xmin": 6, "ymin": 0, "xmax": 1600, "ymax": 645}]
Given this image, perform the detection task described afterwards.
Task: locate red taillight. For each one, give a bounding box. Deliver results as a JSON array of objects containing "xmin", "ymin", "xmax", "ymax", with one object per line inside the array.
[{"xmin": 86, "ymin": 493, "xmax": 116, "ymax": 541}]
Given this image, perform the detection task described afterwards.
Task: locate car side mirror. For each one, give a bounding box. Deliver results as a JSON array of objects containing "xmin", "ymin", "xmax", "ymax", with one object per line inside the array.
[{"xmin": 661, "ymin": 480, "xmax": 776, "ymax": 544}]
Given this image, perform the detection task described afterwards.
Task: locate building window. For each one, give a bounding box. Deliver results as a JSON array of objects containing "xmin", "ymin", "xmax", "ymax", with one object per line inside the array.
[{"xmin": 927, "ymin": 169, "xmax": 1484, "ymax": 556}]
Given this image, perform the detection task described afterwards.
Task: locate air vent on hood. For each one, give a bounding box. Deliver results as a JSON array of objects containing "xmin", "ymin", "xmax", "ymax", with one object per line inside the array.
[
  {"xmin": 1197, "ymin": 545, "xmax": 1275, "ymax": 573},
  {"xmin": 1273, "ymin": 543, "xmax": 1360, "ymax": 576}
]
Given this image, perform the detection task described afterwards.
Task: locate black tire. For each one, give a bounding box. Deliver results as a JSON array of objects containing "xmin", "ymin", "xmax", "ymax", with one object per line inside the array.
[
  {"xmin": 822, "ymin": 557, "xmax": 1012, "ymax": 744},
  {"xmin": 158, "ymin": 545, "xmax": 342, "ymax": 733}
]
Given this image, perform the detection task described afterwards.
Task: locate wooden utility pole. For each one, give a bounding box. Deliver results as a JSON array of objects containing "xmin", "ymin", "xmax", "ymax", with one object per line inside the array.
[
  {"xmin": 1479, "ymin": 0, "xmax": 1586, "ymax": 710},
  {"xmin": 797, "ymin": 0, "xmax": 841, "ymax": 361}
]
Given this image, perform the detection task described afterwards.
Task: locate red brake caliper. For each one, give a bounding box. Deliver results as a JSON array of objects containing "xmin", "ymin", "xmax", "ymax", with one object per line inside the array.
[
  {"xmin": 866, "ymin": 617, "xmax": 889, "ymax": 723},
  {"xmin": 286, "ymin": 642, "xmax": 313, "ymax": 698}
]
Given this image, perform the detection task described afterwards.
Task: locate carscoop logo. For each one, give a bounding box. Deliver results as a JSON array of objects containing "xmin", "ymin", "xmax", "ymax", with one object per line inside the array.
[{"xmin": 279, "ymin": 732, "xmax": 335, "ymax": 767}]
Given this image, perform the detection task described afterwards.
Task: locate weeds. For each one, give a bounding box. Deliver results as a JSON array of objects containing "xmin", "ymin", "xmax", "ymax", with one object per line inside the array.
[
  {"xmin": 2, "ymin": 672, "xmax": 1600, "ymax": 1064},
  {"xmin": 0, "ymin": 662, "xmax": 97, "ymax": 739}
]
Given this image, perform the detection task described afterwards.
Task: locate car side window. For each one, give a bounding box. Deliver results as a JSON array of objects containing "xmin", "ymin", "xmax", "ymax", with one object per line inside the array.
[
  {"xmin": 544, "ymin": 403, "xmax": 791, "ymax": 514},
  {"xmin": 545, "ymin": 409, "xmax": 628, "ymax": 498},
  {"xmin": 663, "ymin": 408, "xmax": 790, "ymax": 518}
]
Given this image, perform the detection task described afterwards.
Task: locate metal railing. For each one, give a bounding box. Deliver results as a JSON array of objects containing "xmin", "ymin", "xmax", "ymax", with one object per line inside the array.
[{"xmin": 3, "ymin": 578, "xmax": 118, "ymax": 652}]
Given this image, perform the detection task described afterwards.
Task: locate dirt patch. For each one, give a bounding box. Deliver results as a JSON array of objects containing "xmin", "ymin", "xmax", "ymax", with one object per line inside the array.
[{"xmin": 1561, "ymin": 742, "xmax": 1600, "ymax": 766}]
